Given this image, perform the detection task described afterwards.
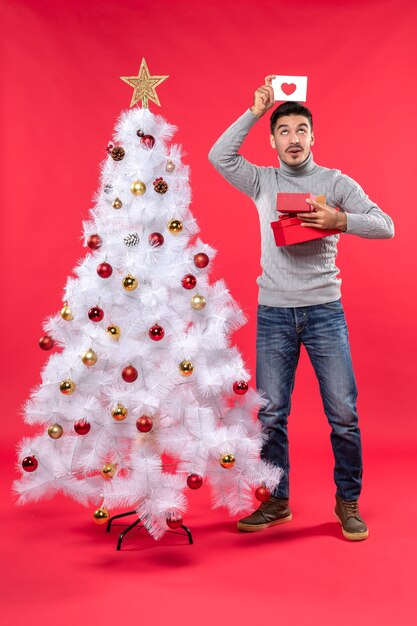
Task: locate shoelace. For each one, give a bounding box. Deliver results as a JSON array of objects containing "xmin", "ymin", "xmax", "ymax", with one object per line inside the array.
[{"xmin": 343, "ymin": 500, "xmax": 359, "ymax": 518}]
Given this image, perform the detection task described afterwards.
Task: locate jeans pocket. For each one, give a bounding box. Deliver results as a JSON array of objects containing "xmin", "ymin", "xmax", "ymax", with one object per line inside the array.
[{"xmin": 322, "ymin": 299, "xmax": 343, "ymax": 310}]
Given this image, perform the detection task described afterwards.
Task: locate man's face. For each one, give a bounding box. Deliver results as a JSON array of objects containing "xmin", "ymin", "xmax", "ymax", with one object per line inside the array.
[{"xmin": 270, "ymin": 114, "xmax": 314, "ymax": 166}]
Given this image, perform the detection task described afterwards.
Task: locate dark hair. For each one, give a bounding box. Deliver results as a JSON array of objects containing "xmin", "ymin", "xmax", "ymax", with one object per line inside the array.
[{"xmin": 270, "ymin": 101, "xmax": 313, "ymax": 133}]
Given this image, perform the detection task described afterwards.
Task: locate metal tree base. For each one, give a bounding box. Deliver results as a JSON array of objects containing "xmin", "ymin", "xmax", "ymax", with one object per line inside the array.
[{"xmin": 106, "ymin": 509, "xmax": 194, "ymax": 550}]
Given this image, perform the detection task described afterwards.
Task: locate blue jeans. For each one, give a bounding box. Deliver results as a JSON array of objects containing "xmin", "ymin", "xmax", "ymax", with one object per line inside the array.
[{"xmin": 256, "ymin": 300, "xmax": 362, "ymax": 501}]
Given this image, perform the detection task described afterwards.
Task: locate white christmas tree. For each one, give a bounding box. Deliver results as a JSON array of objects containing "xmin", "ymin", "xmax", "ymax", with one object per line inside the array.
[{"xmin": 15, "ymin": 60, "xmax": 282, "ymax": 540}]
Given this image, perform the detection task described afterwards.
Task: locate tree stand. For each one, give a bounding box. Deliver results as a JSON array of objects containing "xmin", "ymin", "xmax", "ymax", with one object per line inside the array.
[{"xmin": 106, "ymin": 510, "xmax": 194, "ymax": 550}]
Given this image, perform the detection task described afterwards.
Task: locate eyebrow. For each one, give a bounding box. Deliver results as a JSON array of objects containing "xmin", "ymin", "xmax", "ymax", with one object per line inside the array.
[{"xmin": 276, "ymin": 123, "xmax": 309, "ymax": 130}]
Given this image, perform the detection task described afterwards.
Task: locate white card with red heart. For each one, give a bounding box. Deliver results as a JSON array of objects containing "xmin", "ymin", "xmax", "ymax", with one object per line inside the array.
[{"xmin": 271, "ymin": 76, "xmax": 308, "ymax": 102}]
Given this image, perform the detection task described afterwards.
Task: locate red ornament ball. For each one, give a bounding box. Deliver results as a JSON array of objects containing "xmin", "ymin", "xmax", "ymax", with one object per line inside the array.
[
  {"xmin": 87, "ymin": 234, "xmax": 102, "ymax": 250},
  {"xmin": 122, "ymin": 365, "xmax": 138, "ymax": 383},
  {"xmin": 22, "ymin": 456, "xmax": 38, "ymax": 472},
  {"xmin": 166, "ymin": 515, "xmax": 183, "ymax": 529},
  {"xmin": 39, "ymin": 335, "xmax": 54, "ymax": 351},
  {"xmin": 148, "ymin": 232, "xmax": 164, "ymax": 247},
  {"xmin": 181, "ymin": 274, "xmax": 197, "ymax": 290},
  {"xmin": 233, "ymin": 381, "xmax": 249, "ymax": 395},
  {"xmin": 74, "ymin": 419, "xmax": 91, "ymax": 435},
  {"xmin": 96, "ymin": 262, "xmax": 113, "ymax": 278},
  {"xmin": 187, "ymin": 474, "xmax": 203, "ymax": 490},
  {"xmin": 141, "ymin": 134, "xmax": 155, "ymax": 149},
  {"xmin": 194, "ymin": 252, "xmax": 209, "ymax": 269},
  {"xmin": 88, "ymin": 306, "xmax": 104, "ymax": 322},
  {"xmin": 136, "ymin": 415, "xmax": 153, "ymax": 433},
  {"xmin": 255, "ymin": 486, "xmax": 271, "ymax": 502},
  {"xmin": 149, "ymin": 324, "xmax": 165, "ymax": 341}
]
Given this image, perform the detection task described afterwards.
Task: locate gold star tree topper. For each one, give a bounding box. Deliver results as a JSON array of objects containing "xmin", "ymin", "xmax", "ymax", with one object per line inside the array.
[{"xmin": 120, "ymin": 59, "xmax": 169, "ymax": 108}]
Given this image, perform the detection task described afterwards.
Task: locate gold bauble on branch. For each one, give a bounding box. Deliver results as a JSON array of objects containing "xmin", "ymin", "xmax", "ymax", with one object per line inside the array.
[
  {"xmin": 168, "ymin": 219, "xmax": 183, "ymax": 234},
  {"xmin": 122, "ymin": 275, "xmax": 138, "ymax": 291},
  {"xmin": 166, "ymin": 160, "xmax": 175, "ymax": 173},
  {"xmin": 81, "ymin": 348, "xmax": 98, "ymax": 367},
  {"xmin": 106, "ymin": 324, "xmax": 121, "ymax": 340},
  {"xmin": 47, "ymin": 423, "xmax": 64, "ymax": 439},
  {"xmin": 111, "ymin": 404, "xmax": 128, "ymax": 421},
  {"xmin": 60, "ymin": 304, "xmax": 73, "ymax": 321},
  {"xmin": 191, "ymin": 294, "xmax": 206, "ymax": 311},
  {"xmin": 112, "ymin": 197, "xmax": 123, "ymax": 209},
  {"xmin": 179, "ymin": 360, "xmax": 194, "ymax": 377},
  {"xmin": 220, "ymin": 453, "xmax": 236, "ymax": 469},
  {"xmin": 101, "ymin": 463, "xmax": 116, "ymax": 480},
  {"xmin": 93, "ymin": 508, "xmax": 109, "ymax": 525},
  {"xmin": 60, "ymin": 379, "xmax": 76, "ymax": 395},
  {"xmin": 130, "ymin": 180, "xmax": 146, "ymax": 196}
]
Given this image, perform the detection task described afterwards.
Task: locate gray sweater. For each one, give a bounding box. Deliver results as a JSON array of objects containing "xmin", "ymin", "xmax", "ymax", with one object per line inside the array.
[{"xmin": 208, "ymin": 109, "xmax": 394, "ymax": 307}]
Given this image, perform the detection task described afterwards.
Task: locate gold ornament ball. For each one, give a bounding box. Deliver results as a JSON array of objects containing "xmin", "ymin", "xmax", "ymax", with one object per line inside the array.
[
  {"xmin": 220, "ymin": 453, "xmax": 236, "ymax": 469},
  {"xmin": 93, "ymin": 508, "xmax": 109, "ymax": 525},
  {"xmin": 131, "ymin": 180, "xmax": 146, "ymax": 196},
  {"xmin": 168, "ymin": 219, "xmax": 183, "ymax": 234},
  {"xmin": 101, "ymin": 463, "xmax": 116, "ymax": 480},
  {"xmin": 179, "ymin": 360, "xmax": 194, "ymax": 377},
  {"xmin": 111, "ymin": 403, "xmax": 128, "ymax": 421},
  {"xmin": 112, "ymin": 197, "xmax": 123, "ymax": 209},
  {"xmin": 106, "ymin": 324, "xmax": 120, "ymax": 340},
  {"xmin": 60, "ymin": 379, "xmax": 76, "ymax": 395},
  {"xmin": 81, "ymin": 348, "xmax": 98, "ymax": 367},
  {"xmin": 48, "ymin": 423, "xmax": 64, "ymax": 439},
  {"xmin": 60, "ymin": 304, "xmax": 73, "ymax": 321},
  {"xmin": 122, "ymin": 275, "xmax": 138, "ymax": 291},
  {"xmin": 191, "ymin": 294, "xmax": 206, "ymax": 311},
  {"xmin": 166, "ymin": 160, "xmax": 176, "ymax": 173}
]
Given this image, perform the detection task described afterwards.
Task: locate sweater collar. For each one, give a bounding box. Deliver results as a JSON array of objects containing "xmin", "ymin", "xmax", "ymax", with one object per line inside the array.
[{"xmin": 278, "ymin": 151, "xmax": 316, "ymax": 176}]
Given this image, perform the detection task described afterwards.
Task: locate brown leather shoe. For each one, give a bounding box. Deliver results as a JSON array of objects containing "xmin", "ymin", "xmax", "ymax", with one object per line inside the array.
[
  {"xmin": 335, "ymin": 495, "xmax": 369, "ymax": 541},
  {"xmin": 237, "ymin": 497, "xmax": 292, "ymax": 532}
]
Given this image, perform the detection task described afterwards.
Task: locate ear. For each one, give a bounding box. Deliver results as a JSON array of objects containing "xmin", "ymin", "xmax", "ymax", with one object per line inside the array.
[
  {"xmin": 310, "ymin": 131, "xmax": 315, "ymax": 147},
  {"xmin": 270, "ymin": 134, "xmax": 276, "ymax": 149}
]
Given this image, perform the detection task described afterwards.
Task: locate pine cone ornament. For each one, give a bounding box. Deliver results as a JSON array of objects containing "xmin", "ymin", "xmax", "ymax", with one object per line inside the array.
[
  {"xmin": 123, "ymin": 233, "xmax": 140, "ymax": 247},
  {"xmin": 111, "ymin": 146, "xmax": 125, "ymax": 161},
  {"xmin": 153, "ymin": 177, "xmax": 168, "ymax": 194}
]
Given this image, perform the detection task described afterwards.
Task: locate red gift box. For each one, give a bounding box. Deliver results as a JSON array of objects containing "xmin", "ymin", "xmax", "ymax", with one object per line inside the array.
[{"xmin": 271, "ymin": 193, "xmax": 339, "ymax": 246}]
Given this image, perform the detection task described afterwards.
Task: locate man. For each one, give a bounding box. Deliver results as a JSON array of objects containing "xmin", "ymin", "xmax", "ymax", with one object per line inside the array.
[{"xmin": 208, "ymin": 76, "xmax": 394, "ymax": 541}]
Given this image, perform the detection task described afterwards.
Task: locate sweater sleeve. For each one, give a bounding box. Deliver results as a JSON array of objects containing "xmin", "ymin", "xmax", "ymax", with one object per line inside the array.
[
  {"xmin": 208, "ymin": 109, "xmax": 262, "ymax": 200},
  {"xmin": 335, "ymin": 174, "xmax": 394, "ymax": 239}
]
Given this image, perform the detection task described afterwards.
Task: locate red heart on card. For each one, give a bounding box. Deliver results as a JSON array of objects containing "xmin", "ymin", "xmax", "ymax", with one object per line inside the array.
[{"xmin": 281, "ymin": 83, "xmax": 296, "ymax": 95}]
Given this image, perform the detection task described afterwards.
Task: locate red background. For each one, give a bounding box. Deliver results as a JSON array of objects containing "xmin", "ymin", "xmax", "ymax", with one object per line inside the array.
[{"xmin": 1, "ymin": 1, "xmax": 416, "ymax": 625}]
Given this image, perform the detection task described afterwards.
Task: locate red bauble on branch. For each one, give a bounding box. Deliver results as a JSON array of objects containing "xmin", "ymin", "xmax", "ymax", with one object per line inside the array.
[
  {"xmin": 122, "ymin": 365, "xmax": 138, "ymax": 383},
  {"xmin": 88, "ymin": 306, "xmax": 104, "ymax": 322},
  {"xmin": 39, "ymin": 335, "xmax": 54, "ymax": 351},
  {"xmin": 148, "ymin": 232, "xmax": 164, "ymax": 247},
  {"xmin": 149, "ymin": 324, "xmax": 165, "ymax": 341},
  {"xmin": 74, "ymin": 420, "xmax": 91, "ymax": 435},
  {"xmin": 166, "ymin": 515, "xmax": 183, "ymax": 529},
  {"xmin": 141, "ymin": 134, "xmax": 155, "ymax": 149},
  {"xmin": 22, "ymin": 456, "xmax": 38, "ymax": 472},
  {"xmin": 97, "ymin": 262, "xmax": 113, "ymax": 278},
  {"xmin": 87, "ymin": 234, "xmax": 102, "ymax": 250},
  {"xmin": 255, "ymin": 486, "xmax": 271, "ymax": 502},
  {"xmin": 181, "ymin": 274, "xmax": 197, "ymax": 290},
  {"xmin": 233, "ymin": 381, "xmax": 249, "ymax": 395},
  {"xmin": 187, "ymin": 474, "xmax": 203, "ymax": 490},
  {"xmin": 194, "ymin": 252, "xmax": 209, "ymax": 269},
  {"xmin": 136, "ymin": 416, "xmax": 153, "ymax": 433}
]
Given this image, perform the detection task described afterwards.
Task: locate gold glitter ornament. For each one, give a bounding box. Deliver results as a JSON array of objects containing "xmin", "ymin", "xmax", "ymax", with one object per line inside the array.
[
  {"xmin": 101, "ymin": 463, "xmax": 116, "ymax": 480},
  {"xmin": 191, "ymin": 294, "xmax": 206, "ymax": 310},
  {"xmin": 93, "ymin": 508, "xmax": 109, "ymax": 525},
  {"xmin": 112, "ymin": 198, "xmax": 123, "ymax": 209},
  {"xmin": 106, "ymin": 324, "xmax": 120, "ymax": 340},
  {"xmin": 130, "ymin": 180, "xmax": 146, "ymax": 196},
  {"xmin": 60, "ymin": 304, "xmax": 73, "ymax": 321},
  {"xmin": 81, "ymin": 348, "xmax": 98, "ymax": 367},
  {"xmin": 120, "ymin": 58, "xmax": 169, "ymax": 109},
  {"xmin": 179, "ymin": 360, "xmax": 194, "ymax": 377},
  {"xmin": 60, "ymin": 379, "xmax": 76, "ymax": 395},
  {"xmin": 122, "ymin": 275, "xmax": 138, "ymax": 291},
  {"xmin": 220, "ymin": 453, "xmax": 236, "ymax": 469},
  {"xmin": 166, "ymin": 160, "xmax": 175, "ymax": 173},
  {"xmin": 111, "ymin": 404, "xmax": 128, "ymax": 421},
  {"xmin": 48, "ymin": 423, "xmax": 64, "ymax": 439},
  {"xmin": 168, "ymin": 219, "xmax": 183, "ymax": 234}
]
